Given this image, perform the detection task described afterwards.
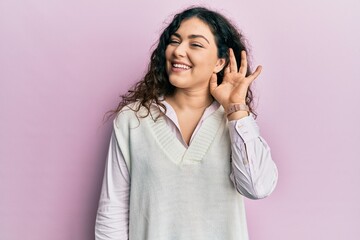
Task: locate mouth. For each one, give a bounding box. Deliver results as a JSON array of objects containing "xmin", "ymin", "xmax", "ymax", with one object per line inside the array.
[{"xmin": 170, "ymin": 61, "xmax": 192, "ymax": 72}]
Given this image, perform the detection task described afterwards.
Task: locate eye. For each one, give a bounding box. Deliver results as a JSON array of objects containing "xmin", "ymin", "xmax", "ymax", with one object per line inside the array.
[
  {"xmin": 191, "ymin": 43, "xmax": 203, "ymax": 48},
  {"xmin": 169, "ymin": 39, "xmax": 180, "ymax": 45}
]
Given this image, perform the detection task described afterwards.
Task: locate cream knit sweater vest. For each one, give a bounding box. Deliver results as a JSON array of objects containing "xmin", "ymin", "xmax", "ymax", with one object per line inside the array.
[{"xmin": 113, "ymin": 104, "xmax": 249, "ymax": 240}]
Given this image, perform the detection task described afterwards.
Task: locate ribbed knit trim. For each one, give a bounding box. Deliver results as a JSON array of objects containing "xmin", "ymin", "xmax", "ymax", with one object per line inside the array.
[{"xmin": 146, "ymin": 106, "xmax": 225, "ymax": 165}]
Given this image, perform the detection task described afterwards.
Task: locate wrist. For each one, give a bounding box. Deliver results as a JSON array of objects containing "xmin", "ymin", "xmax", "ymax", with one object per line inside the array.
[
  {"xmin": 226, "ymin": 102, "xmax": 249, "ymax": 114},
  {"xmin": 227, "ymin": 110, "xmax": 249, "ymax": 121},
  {"xmin": 225, "ymin": 102, "xmax": 250, "ymax": 120}
]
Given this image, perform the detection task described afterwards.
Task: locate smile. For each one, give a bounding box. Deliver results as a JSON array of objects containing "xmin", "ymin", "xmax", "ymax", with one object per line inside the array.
[{"xmin": 172, "ymin": 63, "xmax": 191, "ymax": 70}]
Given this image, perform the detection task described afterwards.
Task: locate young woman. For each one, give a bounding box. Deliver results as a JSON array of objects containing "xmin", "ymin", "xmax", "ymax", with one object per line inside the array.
[{"xmin": 95, "ymin": 6, "xmax": 278, "ymax": 240}]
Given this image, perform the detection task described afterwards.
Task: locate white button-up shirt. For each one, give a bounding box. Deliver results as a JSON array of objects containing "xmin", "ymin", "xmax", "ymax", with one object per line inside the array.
[{"xmin": 95, "ymin": 100, "xmax": 278, "ymax": 240}]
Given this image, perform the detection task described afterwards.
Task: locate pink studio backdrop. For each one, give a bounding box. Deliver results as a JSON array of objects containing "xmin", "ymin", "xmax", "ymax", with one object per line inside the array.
[{"xmin": 1, "ymin": 0, "xmax": 359, "ymax": 239}]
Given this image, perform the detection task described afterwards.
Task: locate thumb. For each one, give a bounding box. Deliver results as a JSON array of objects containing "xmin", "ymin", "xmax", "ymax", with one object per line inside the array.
[{"xmin": 209, "ymin": 73, "xmax": 218, "ymax": 94}]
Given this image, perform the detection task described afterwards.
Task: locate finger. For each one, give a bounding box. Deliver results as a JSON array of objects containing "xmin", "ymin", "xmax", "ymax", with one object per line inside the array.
[
  {"xmin": 224, "ymin": 64, "xmax": 230, "ymax": 74},
  {"xmin": 209, "ymin": 73, "xmax": 218, "ymax": 93},
  {"xmin": 229, "ymin": 48, "xmax": 238, "ymax": 73},
  {"xmin": 239, "ymin": 50, "xmax": 248, "ymax": 76},
  {"xmin": 247, "ymin": 65, "xmax": 262, "ymax": 83}
]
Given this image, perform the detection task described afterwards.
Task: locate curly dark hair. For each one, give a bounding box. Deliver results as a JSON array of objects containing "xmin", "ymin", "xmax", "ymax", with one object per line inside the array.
[{"xmin": 105, "ymin": 6, "xmax": 257, "ymax": 121}]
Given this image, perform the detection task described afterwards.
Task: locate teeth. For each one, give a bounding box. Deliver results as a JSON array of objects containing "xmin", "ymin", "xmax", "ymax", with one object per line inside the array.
[{"xmin": 173, "ymin": 63, "xmax": 190, "ymax": 69}]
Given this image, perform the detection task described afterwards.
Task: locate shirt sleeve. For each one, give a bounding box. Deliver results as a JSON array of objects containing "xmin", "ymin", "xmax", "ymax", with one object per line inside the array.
[
  {"xmin": 228, "ymin": 115, "xmax": 278, "ymax": 199},
  {"xmin": 95, "ymin": 130, "xmax": 130, "ymax": 240}
]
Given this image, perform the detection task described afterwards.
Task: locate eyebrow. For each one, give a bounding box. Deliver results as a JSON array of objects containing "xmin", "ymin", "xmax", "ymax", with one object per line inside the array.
[{"xmin": 173, "ymin": 33, "xmax": 210, "ymax": 44}]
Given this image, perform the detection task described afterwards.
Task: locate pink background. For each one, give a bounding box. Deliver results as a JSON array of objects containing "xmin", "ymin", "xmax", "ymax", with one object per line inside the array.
[{"xmin": 1, "ymin": 0, "xmax": 359, "ymax": 239}]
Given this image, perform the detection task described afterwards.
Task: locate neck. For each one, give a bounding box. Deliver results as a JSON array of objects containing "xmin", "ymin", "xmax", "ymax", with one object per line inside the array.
[{"xmin": 166, "ymin": 88, "xmax": 213, "ymax": 110}]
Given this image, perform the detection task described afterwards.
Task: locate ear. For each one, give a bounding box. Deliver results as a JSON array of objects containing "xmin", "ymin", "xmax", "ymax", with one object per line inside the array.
[{"xmin": 213, "ymin": 58, "xmax": 226, "ymax": 73}]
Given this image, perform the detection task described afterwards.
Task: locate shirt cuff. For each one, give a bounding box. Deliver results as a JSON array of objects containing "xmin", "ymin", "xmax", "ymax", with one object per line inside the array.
[{"xmin": 228, "ymin": 115, "xmax": 260, "ymax": 143}]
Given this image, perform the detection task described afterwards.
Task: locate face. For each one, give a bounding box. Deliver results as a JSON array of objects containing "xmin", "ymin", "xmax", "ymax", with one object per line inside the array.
[{"xmin": 165, "ymin": 17, "xmax": 225, "ymax": 91}]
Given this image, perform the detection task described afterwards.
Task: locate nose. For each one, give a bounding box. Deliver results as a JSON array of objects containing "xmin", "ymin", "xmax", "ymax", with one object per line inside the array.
[{"xmin": 173, "ymin": 42, "xmax": 187, "ymax": 57}]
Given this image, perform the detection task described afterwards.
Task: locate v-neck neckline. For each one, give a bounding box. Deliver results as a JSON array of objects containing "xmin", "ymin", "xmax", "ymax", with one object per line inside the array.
[
  {"xmin": 146, "ymin": 106, "xmax": 225, "ymax": 165},
  {"xmin": 161, "ymin": 100, "xmax": 220, "ymax": 147}
]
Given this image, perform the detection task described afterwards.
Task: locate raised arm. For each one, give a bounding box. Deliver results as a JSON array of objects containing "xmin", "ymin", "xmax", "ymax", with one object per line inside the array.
[{"xmin": 228, "ymin": 115, "xmax": 278, "ymax": 199}]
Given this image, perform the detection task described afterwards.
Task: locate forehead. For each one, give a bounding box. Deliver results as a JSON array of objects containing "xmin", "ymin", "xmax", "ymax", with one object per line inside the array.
[{"xmin": 174, "ymin": 17, "xmax": 215, "ymax": 42}]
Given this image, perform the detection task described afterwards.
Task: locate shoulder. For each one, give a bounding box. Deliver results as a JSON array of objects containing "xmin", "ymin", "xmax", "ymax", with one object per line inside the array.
[
  {"xmin": 113, "ymin": 101, "xmax": 162, "ymax": 130},
  {"xmin": 113, "ymin": 102, "xmax": 142, "ymax": 129}
]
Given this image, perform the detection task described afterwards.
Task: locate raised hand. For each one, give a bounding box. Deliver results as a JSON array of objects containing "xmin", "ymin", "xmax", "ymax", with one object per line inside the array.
[{"xmin": 209, "ymin": 48, "xmax": 262, "ymax": 111}]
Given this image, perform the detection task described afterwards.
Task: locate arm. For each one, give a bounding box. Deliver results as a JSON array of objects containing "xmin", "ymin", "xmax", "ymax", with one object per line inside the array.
[
  {"xmin": 228, "ymin": 115, "xmax": 278, "ymax": 199},
  {"xmin": 95, "ymin": 131, "xmax": 130, "ymax": 240},
  {"xmin": 209, "ymin": 48, "xmax": 277, "ymax": 199}
]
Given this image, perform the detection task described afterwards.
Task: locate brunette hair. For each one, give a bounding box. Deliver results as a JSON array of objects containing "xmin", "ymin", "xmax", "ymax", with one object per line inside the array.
[{"xmin": 105, "ymin": 6, "xmax": 257, "ymax": 121}]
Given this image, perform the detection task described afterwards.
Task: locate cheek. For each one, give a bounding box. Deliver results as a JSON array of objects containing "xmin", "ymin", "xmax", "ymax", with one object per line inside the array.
[
  {"xmin": 165, "ymin": 50, "xmax": 170, "ymax": 62},
  {"xmin": 164, "ymin": 48, "xmax": 172, "ymax": 71},
  {"xmin": 165, "ymin": 45, "xmax": 170, "ymax": 55},
  {"xmin": 191, "ymin": 63, "xmax": 214, "ymax": 81},
  {"xmin": 199, "ymin": 50, "xmax": 219, "ymax": 69},
  {"xmin": 198, "ymin": 58, "xmax": 218, "ymax": 74}
]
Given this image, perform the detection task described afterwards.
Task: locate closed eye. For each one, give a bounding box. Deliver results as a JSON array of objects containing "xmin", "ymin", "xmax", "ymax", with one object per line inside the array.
[
  {"xmin": 169, "ymin": 39, "xmax": 180, "ymax": 45},
  {"xmin": 191, "ymin": 43, "xmax": 203, "ymax": 48}
]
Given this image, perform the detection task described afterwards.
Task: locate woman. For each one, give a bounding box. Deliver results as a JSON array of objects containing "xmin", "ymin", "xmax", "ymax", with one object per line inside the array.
[{"xmin": 95, "ymin": 6, "xmax": 278, "ymax": 240}]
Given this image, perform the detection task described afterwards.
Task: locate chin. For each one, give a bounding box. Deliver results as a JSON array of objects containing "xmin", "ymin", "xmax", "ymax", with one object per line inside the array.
[
  {"xmin": 168, "ymin": 77, "xmax": 187, "ymax": 89},
  {"xmin": 168, "ymin": 78, "xmax": 181, "ymax": 88}
]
